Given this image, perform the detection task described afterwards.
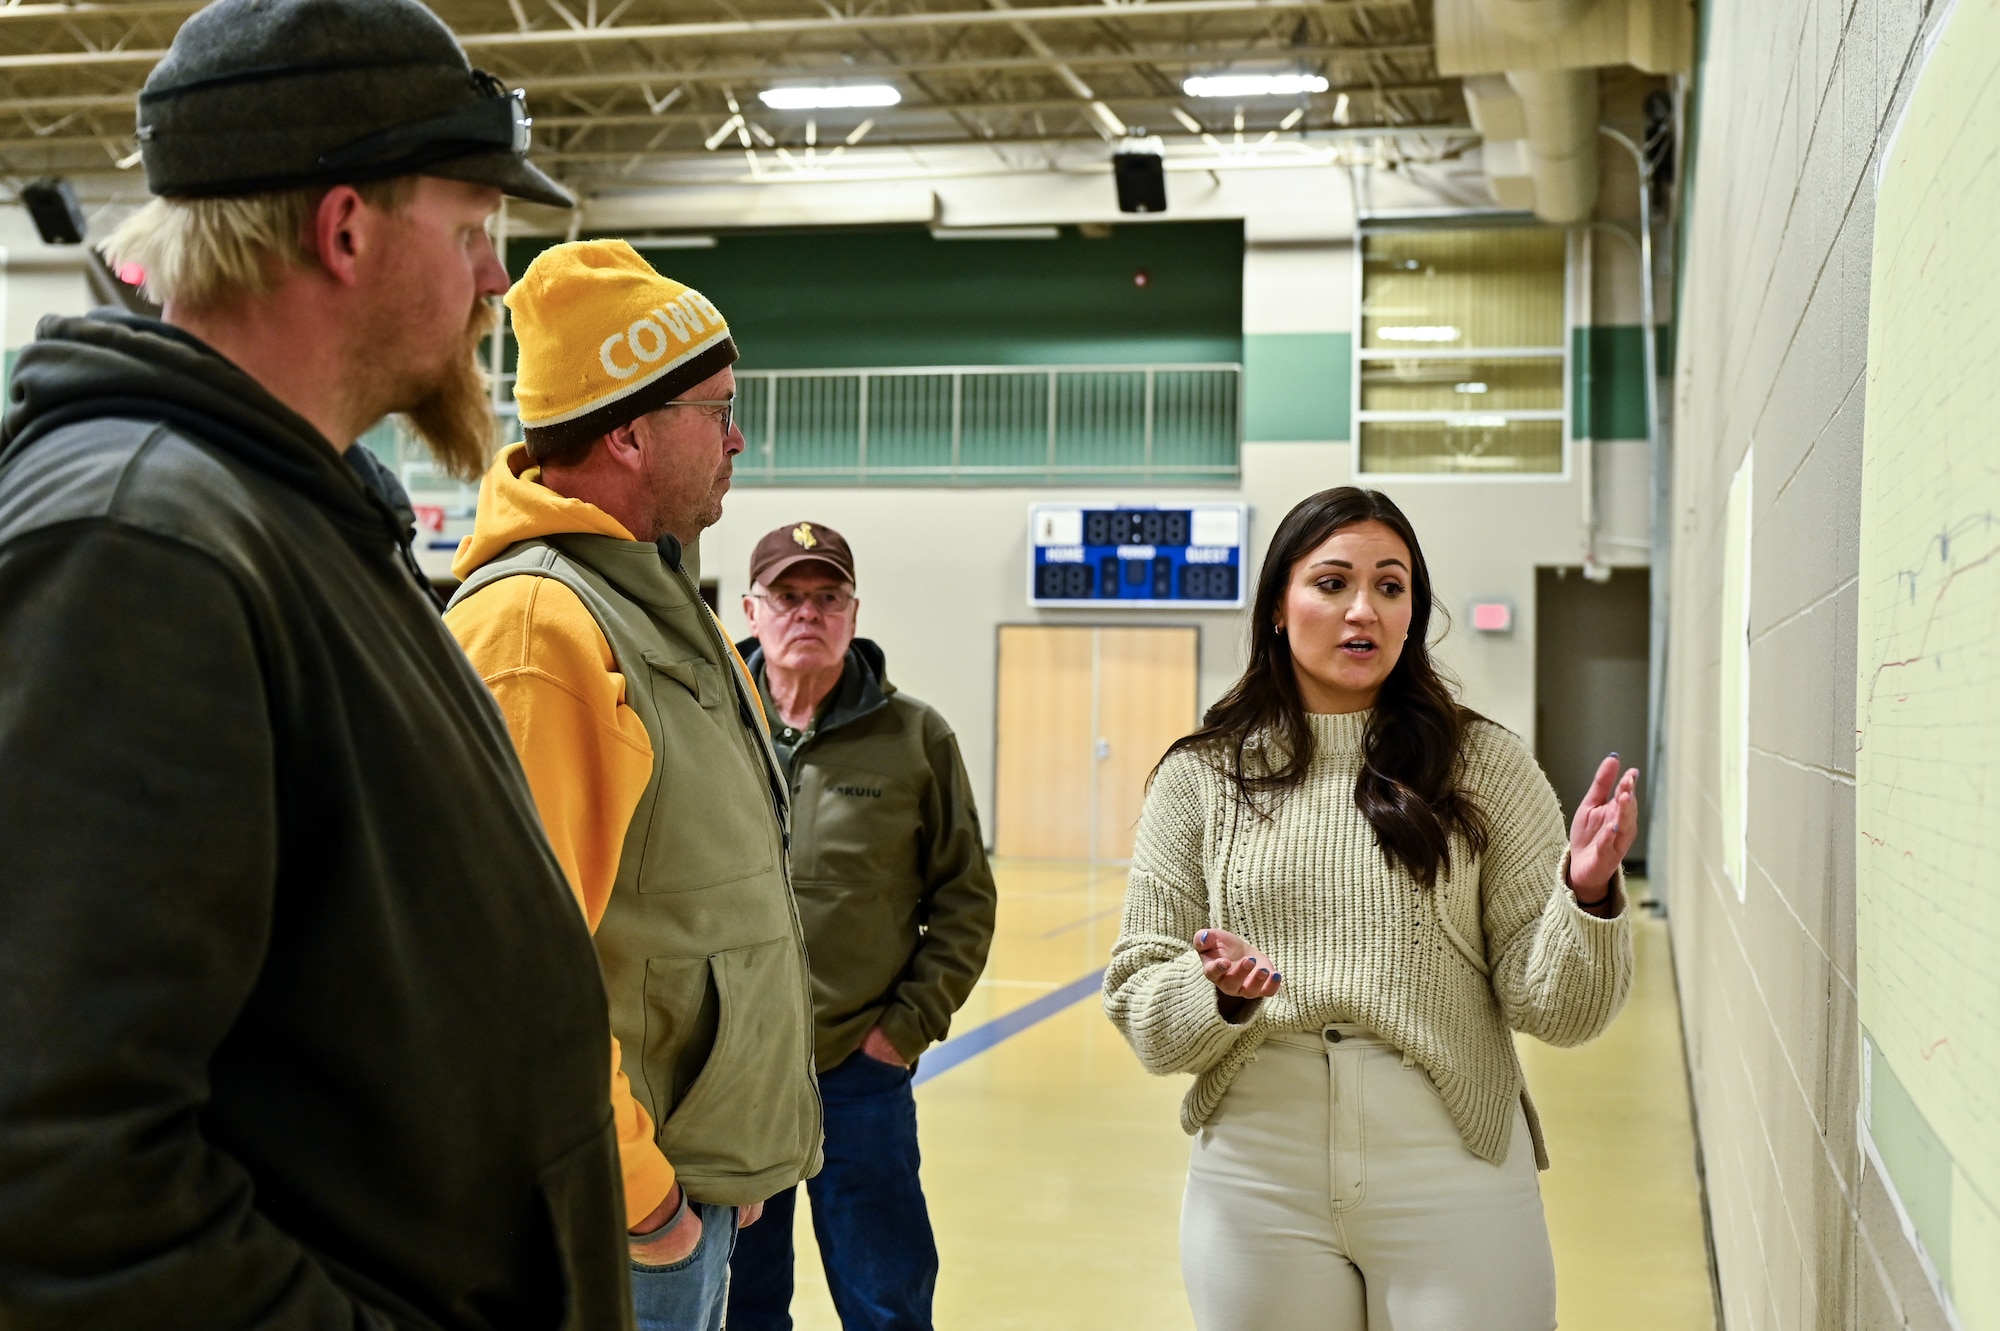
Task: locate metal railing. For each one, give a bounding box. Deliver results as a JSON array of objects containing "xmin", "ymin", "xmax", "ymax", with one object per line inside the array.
[{"xmin": 731, "ymin": 363, "xmax": 1242, "ymax": 485}]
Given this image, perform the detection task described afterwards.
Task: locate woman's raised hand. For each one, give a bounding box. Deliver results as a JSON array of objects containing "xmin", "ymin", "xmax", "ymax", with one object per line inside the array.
[
  {"xmin": 1568, "ymin": 754, "xmax": 1640, "ymax": 903},
  {"xmin": 1194, "ymin": 928, "xmax": 1282, "ymax": 1018}
]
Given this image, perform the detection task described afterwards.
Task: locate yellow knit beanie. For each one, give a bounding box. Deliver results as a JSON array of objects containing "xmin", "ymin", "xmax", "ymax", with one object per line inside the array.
[{"xmin": 505, "ymin": 240, "xmax": 738, "ymax": 458}]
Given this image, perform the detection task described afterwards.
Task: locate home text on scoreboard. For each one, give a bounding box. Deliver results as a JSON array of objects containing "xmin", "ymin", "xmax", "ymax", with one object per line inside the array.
[{"xmin": 1028, "ymin": 502, "xmax": 1248, "ymax": 609}]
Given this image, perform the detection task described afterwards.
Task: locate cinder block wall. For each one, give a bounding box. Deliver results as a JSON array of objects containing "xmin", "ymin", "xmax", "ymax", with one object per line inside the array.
[{"xmin": 1666, "ymin": 1, "xmax": 1953, "ymax": 1327}]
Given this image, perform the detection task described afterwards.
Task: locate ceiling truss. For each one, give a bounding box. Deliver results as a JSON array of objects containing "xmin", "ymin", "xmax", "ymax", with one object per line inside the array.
[{"xmin": 0, "ymin": 0, "xmax": 1453, "ymax": 192}]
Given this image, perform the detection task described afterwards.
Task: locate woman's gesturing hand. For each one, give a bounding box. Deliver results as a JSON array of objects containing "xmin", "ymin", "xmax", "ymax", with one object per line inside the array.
[
  {"xmin": 1194, "ymin": 928, "xmax": 1282, "ymax": 1020},
  {"xmin": 1568, "ymin": 754, "xmax": 1640, "ymax": 905}
]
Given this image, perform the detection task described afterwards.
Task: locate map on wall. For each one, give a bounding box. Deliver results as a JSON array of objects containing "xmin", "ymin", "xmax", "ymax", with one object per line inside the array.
[{"xmin": 1855, "ymin": 1, "xmax": 2000, "ymax": 1326}]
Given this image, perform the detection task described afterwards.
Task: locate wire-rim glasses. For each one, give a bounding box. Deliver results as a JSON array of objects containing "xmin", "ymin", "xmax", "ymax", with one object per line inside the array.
[
  {"xmin": 666, "ymin": 397, "xmax": 734, "ymax": 438},
  {"xmin": 748, "ymin": 588, "xmax": 857, "ymax": 617}
]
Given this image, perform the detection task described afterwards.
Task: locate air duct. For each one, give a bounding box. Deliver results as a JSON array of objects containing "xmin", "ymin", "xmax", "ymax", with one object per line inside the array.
[
  {"xmin": 1437, "ymin": 0, "xmax": 1691, "ymax": 221},
  {"xmin": 1506, "ymin": 68, "xmax": 1600, "ymax": 223}
]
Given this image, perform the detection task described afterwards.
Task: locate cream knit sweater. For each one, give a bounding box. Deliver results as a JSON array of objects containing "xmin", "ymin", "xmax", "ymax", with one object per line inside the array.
[{"xmin": 1104, "ymin": 710, "xmax": 1633, "ymax": 1169}]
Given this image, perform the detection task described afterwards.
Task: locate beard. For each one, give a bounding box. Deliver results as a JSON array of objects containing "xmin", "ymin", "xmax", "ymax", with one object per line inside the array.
[{"xmin": 399, "ymin": 299, "xmax": 500, "ymax": 483}]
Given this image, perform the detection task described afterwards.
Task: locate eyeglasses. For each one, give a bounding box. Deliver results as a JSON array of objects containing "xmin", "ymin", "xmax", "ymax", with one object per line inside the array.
[
  {"xmin": 665, "ymin": 398, "xmax": 734, "ymax": 438},
  {"xmin": 748, "ymin": 588, "xmax": 856, "ymax": 616}
]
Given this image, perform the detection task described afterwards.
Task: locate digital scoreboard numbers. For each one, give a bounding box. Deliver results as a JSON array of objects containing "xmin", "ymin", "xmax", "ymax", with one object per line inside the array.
[{"xmin": 1029, "ymin": 502, "xmax": 1248, "ymax": 608}]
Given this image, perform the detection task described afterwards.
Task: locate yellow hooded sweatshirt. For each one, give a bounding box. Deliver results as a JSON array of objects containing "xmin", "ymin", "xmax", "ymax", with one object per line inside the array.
[{"xmin": 444, "ymin": 443, "xmax": 672, "ymax": 1228}]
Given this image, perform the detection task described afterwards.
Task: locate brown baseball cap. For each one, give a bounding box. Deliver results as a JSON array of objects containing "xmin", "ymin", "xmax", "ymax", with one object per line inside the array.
[{"xmin": 749, "ymin": 521, "xmax": 856, "ymax": 587}]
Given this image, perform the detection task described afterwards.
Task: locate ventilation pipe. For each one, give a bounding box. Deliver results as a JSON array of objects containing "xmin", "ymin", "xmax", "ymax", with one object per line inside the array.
[
  {"xmin": 1436, "ymin": 0, "xmax": 1690, "ymax": 221},
  {"xmin": 1505, "ymin": 67, "xmax": 1600, "ymax": 224},
  {"xmin": 1477, "ymin": 0, "xmax": 1598, "ymax": 223}
]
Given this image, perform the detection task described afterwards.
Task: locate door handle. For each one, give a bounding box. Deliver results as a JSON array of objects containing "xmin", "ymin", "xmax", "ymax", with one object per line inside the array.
[{"xmin": 1095, "ymin": 738, "xmax": 1111, "ymax": 761}]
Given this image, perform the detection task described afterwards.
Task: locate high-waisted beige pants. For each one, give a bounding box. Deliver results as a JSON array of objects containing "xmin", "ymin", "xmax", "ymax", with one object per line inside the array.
[{"xmin": 1181, "ymin": 1027, "xmax": 1558, "ymax": 1331}]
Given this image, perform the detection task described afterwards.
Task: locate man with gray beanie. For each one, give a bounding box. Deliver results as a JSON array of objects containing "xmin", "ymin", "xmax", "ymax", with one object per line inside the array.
[{"xmin": 0, "ymin": 2, "xmax": 631, "ymax": 1327}]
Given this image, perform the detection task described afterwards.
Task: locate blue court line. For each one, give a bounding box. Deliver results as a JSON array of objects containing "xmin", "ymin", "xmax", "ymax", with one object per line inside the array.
[
  {"xmin": 912, "ymin": 967, "xmax": 1108, "ymax": 1087},
  {"xmin": 1039, "ymin": 904, "xmax": 1122, "ymax": 938}
]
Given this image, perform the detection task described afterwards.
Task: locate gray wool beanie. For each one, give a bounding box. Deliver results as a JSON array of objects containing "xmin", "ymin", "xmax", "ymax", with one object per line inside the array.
[{"xmin": 137, "ymin": 0, "xmax": 571, "ymax": 207}]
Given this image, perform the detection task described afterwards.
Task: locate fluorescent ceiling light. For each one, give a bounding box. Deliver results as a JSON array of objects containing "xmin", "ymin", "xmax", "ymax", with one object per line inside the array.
[
  {"xmin": 1182, "ymin": 73, "xmax": 1329, "ymax": 99},
  {"xmin": 1376, "ymin": 325, "xmax": 1462, "ymax": 342},
  {"xmin": 1454, "ymin": 381, "xmax": 1489, "ymax": 393},
  {"xmin": 759, "ymin": 85, "xmax": 901, "ymax": 110},
  {"xmin": 930, "ymin": 226, "xmax": 1061, "ymax": 240}
]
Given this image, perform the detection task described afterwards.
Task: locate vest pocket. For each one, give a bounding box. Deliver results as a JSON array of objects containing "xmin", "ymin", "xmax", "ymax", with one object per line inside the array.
[
  {"xmin": 643, "ymin": 650, "xmax": 726, "ymax": 708},
  {"xmin": 640, "ymin": 954, "xmax": 721, "ymax": 1121},
  {"xmin": 651, "ymin": 937, "xmax": 814, "ymax": 1177}
]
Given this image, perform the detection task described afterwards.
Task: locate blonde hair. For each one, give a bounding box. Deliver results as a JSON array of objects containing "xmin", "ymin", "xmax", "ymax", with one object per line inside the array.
[{"xmin": 101, "ymin": 177, "xmax": 416, "ymax": 312}]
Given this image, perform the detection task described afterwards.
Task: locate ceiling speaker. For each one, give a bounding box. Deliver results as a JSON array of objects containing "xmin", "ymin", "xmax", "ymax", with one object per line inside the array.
[
  {"xmin": 23, "ymin": 178, "xmax": 86, "ymax": 245},
  {"xmin": 1113, "ymin": 137, "xmax": 1167, "ymax": 214}
]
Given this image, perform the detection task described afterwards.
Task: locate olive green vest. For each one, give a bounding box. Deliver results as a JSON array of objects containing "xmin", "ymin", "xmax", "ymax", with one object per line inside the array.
[{"xmin": 452, "ymin": 533, "xmax": 822, "ymax": 1204}]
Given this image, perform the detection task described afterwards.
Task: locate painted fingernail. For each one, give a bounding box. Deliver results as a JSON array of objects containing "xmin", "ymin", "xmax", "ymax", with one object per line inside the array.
[
  {"xmin": 1197, "ymin": 931, "xmax": 1209, "ymax": 945},
  {"xmin": 1609, "ymin": 751, "xmax": 1620, "ymax": 759},
  {"xmin": 1257, "ymin": 967, "xmax": 1270, "ymax": 978},
  {"xmin": 1272, "ymin": 973, "xmax": 1283, "ymax": 984}
]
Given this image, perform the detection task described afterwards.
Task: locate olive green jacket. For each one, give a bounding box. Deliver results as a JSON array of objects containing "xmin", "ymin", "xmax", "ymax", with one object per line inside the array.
[
  {"xmin": 455, "ymin": 535, "xmax": 822, "ymax": 1206},
  {"xmin": 746, "ymin": 638, "xmax": 997, "ymax": 1071}
]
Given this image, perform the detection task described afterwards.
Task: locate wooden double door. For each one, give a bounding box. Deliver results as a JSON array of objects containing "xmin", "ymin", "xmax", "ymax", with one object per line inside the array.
[{"xmin": 994, "ymin": 625, "xmax": 1200, "ymax": 861}]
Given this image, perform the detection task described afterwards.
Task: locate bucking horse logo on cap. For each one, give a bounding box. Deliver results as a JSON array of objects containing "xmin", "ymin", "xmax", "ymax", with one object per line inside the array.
[{"xmin": 792, "ymin": 523, "xmax": 818, "ymax": 549}]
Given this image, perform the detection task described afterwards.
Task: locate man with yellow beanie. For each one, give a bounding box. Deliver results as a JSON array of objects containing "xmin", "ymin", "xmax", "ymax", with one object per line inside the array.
[{"xmin": 445, "ymin": 240, "xmax": 821, "ymax": 1331}]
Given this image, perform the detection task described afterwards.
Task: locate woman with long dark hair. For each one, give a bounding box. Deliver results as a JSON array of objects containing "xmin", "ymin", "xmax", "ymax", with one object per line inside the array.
[{"xmin": 1105, "ymin": 487, "xmax": 1638, "ymax": 1331}]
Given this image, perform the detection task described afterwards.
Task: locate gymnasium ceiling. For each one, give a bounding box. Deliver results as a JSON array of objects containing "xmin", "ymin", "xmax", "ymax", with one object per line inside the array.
[{"xmin": 0, "ymin": 0, "xmax": 1462, "ymax": 196}]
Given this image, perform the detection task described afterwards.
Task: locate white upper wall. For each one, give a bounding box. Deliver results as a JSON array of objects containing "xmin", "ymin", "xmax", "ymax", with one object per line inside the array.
[
  {"xmin": 1242, "ymin": 241, "xmax": 1354, "ymax": 335},
  {"xmin": 0, "ymin": 208, "xmax": 92, "ymax": 351},
  {"xmin": 534, "ymin": 162, "xmax": 1360, "ymax": 239},
  {"xmin": 513, "ymin": 150, "xmax": 1498, "ymax": 240}
]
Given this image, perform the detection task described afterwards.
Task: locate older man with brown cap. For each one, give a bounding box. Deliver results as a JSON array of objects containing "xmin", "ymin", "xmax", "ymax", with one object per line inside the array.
[
  {"xmin": 446, "ymin": 240, "xmax": 821, "ymax": 1331},
  {"xmin": 726, "ymin": 522, "xmax": 996, "ymax": 1331},
  {"xmin": 0, "ymin": 0, "xmax": 630, "ymax": 1326}
]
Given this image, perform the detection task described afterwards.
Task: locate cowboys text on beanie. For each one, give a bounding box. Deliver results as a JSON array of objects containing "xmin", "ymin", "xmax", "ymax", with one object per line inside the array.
[{"xmin": 505, "ymin": 240, "xmax": 738, "ymax": 459}]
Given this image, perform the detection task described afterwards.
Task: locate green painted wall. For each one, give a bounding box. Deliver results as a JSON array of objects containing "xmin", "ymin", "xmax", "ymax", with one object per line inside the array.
[
  {"xmin": 507, "ymin": 222, "xmax": 1244, "ymax": 371},
  {"xmin": 1241, "ymin": 327, "xmax": 1655, "ymax": 446},
  {"xmin": 1244, "ymin": 332, "xmax": 1351, "ymax": 441},
  {"xmin": 1571, "ymin": 324, "xmax": 1670, "ymax": 440}
]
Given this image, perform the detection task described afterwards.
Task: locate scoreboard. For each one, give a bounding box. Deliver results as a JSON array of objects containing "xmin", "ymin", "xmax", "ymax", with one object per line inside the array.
[{"xmin": 1029, "ymin": 502, "xmax": 1248, "ymax": 609}]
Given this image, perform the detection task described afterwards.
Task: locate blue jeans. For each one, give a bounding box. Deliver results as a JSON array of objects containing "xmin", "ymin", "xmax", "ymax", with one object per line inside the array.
[
  {"xmin": 631, "ymin": 1200, "xmax": 737, "ymax": 1331},
  {"xmin": 727, "ymin": 1051, "xmax": 938, "ymax": 1331}
]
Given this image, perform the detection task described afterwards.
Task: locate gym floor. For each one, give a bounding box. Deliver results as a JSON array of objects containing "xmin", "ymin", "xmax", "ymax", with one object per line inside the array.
[{"xmin": 780, "ymin": 860, "xmax": 1716, "ymax": 1330}]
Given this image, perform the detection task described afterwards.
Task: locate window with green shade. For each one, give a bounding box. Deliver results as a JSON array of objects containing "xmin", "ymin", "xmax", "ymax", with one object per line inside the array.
[{"xmin": 1354, "ymin": 227, "xmax": 1568, "ymax": 476}]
